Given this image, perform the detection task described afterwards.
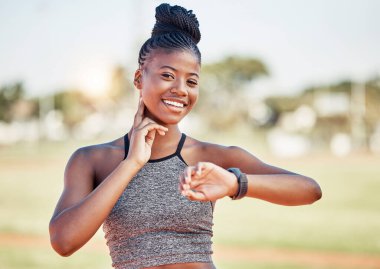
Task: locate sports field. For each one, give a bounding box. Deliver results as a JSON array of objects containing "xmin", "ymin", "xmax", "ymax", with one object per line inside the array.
[{"xmin": 0, "ymin": 137, "xmax": 379, "ymax": 269}]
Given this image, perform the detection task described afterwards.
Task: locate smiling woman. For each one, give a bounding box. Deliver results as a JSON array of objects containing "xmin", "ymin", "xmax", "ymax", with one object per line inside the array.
[
  {"xmin": 49, "ymin": 3, "xmax": 321, "ymax": 269},
  {"xmin": 135, "ymin": 50, "xmax": 200, "ymax": 125}
]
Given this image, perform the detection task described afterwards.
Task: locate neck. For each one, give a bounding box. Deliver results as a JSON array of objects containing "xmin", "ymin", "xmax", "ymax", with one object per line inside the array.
[{"xmin": 152, "ymin": 124, "xmax": 182, "ymax": 147}]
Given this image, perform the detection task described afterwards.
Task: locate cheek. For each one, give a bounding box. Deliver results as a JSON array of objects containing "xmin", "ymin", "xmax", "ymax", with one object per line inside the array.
[
  {"xmin": 189, "ymin": 89, "xmax": 199, "ymax": 106},
  {"xmin": 140, "ymin": 89, "xmax": 163, "ymax": 115},
  {"xmin": 140, "ymin": 91, "xmax": 154, "ymax": 108}
]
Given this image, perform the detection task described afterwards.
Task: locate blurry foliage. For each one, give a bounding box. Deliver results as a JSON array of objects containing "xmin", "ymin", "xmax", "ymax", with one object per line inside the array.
[
  {"xmin": 1, "ymin": 60, "xmax": 379, "ymax": 150},
  {"xmin": 53, "ymin": 90, "xmax": 95, "ymax": 129},
  {"xmin": 265, "ymin": 96, "xmax": 301, "ymax": 113},
  {"xmin": 0, "ymin": 82, "xmax": 24, "ymax": 122},
  {"xmin": 197, "ymin": 55, "xmax": 268, "ymax": 130},
  {"xmin": 109, "ymin": 65, "xmax": 134, "ymax": 101},
  {"xmin": 202, "ymin": 56, "xmax": 268, "ymax": 92},
  {"xmin": 0, "ymin": 82, "xmax": 38, "ymax": 122},
  {"xmin": 364, "ymin": 77, "xmax": 380, "ymax": 133},
  {"xmin": 264, "ymin": 77, "xmax": 380, "ymax": 149}
]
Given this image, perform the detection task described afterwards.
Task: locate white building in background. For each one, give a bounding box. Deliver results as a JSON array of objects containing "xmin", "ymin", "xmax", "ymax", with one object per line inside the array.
[
  {"xmin": 279, "ymin": 105, "xmax": 316, "ymax": 132},
  {"xmin": 42, "ymin": 110, "xmax": 68, "ymax": 141},
  {"xmin": 0, "ymin": 120, "xmax": 40, "ymax": 144},
  {"xmin": 313, "ymin": 92, "xmax": 350, "ymax": 117},
  {"xmin": 330, "ymin": 133, "xmax": 352, "ymax": 156},
  {"xmin": 267, "ymin": 128, "xmax": 311, "ymax": 158}
]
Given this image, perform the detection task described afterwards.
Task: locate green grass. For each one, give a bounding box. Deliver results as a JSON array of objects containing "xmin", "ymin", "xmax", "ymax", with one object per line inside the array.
[
  {"xmin": 1, "ymin": 138, "xmax": 380, "ymax": 269},
  {"xmin": 212, "ymin": 155, "xmax": 380, "ymax": 255},
  {"xmin": 0, "ymin": 245, "xmax": 111, "ymax": 269}
]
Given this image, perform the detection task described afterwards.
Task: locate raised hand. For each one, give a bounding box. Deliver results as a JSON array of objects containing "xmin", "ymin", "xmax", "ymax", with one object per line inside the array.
[
  {"xmin": 126, "ymin": 98, "xmax": 168, "ymax": 167},
  {"xmin": 179, "ymin": 162, "xmax": 238, "ymax": 202}
]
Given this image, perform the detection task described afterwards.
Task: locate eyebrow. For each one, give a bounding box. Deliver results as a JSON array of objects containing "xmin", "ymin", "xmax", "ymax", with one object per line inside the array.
[{"xmin": 160, "ymin": 65, "xmax": 199, "ymax": 78}]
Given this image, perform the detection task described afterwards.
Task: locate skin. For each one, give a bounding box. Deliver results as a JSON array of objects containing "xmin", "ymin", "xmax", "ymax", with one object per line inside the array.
[{"xmin": 49, "ymin": 49, "xmax": 322, "ymax": 269}]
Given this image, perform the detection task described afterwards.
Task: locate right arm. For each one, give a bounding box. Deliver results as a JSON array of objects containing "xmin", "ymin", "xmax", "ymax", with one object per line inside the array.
[
  {"xmin": 49, "ymin": 98, "xmax": 168, "ymax": 256},
  {"xmin": 49, "ymin": 152, "xmax": 141, "ymax": 256}
]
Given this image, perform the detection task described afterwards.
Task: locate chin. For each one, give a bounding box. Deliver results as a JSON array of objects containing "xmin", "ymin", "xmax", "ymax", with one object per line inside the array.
[
  {"xmin": 158, "ymin": 117, "xmax": 182, "ymax": 126},
  {"xmin": 162, "ymin": 113, "xmax": 190, "ymax": 125},
  {"xmin": 146, "ymin": 107, "xmax": 189, "ymax": 126}
]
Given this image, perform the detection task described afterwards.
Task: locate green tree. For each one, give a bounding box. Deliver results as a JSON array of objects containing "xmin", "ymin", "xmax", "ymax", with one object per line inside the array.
[
  {"xmin": 0, "ymin": 82, "xmax": 25, "ymax": 122},
  {"xmin": 108, "ymin": 65, "xmax": 134, "ymax": 101},
  {"xmin": 196, "ymin": 55, "xmax": 268, "ymax": 130},
  {"xmin": 202, "ymin": 56, "xmax": 268, "ymax": 93},
  {"xmin": 53, "ymin": 90, "xmax": 95, "ymax": 130}
]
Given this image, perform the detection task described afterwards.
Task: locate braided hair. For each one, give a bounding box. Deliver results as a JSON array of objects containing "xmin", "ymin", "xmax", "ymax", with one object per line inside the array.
[{"xmin": 138, "ymin": 3, "xmax": 201, "ymax": 68}]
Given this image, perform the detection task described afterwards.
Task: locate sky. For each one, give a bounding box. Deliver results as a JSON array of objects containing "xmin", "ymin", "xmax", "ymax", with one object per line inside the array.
[{"xmin": 0, "ymin": 0, "xmax": 379, "ymax": 98}]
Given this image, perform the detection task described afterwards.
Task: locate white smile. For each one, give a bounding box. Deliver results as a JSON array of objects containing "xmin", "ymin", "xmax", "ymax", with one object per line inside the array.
[{"xmin": 163, "ymin": 100, "xmax": 185, "ymax": 108}]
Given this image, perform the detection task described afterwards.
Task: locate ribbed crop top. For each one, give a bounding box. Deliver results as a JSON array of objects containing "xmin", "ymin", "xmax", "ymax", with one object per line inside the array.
[{"xmin": 103, "ymin": 133, "xmax": 214, "ymax": 269}]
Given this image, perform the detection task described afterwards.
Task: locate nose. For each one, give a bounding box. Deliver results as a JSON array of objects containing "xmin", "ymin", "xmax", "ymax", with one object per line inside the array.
[{"xmin": 170, "ymin": 79, "xmax": 188, "ymax": 96}]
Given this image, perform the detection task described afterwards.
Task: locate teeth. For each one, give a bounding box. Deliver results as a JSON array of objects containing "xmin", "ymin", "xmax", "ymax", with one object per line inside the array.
[{"xmin": 163, "ymin": 100, "xmax": 184, "ymax": 108}]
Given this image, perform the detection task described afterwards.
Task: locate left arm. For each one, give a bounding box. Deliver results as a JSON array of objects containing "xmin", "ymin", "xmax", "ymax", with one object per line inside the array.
[{"xmin": 179, "ymin": 146, "xmax": 322, "ymax": 206}]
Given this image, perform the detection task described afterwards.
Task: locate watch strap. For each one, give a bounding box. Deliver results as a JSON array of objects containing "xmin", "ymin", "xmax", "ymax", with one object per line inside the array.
[{"xmin": 227, "ymin": 167, "xmax": 248, "ymax": 200}]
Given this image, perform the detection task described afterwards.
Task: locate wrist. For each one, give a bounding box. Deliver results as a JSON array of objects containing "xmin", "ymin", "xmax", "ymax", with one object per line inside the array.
[
  {"xmin": 122, "ymin": 157, "xmax": 144, "ymax": 171},
  {"xmin": 227, "ymin": 172, "xmax": 239, "ymax": 197}
]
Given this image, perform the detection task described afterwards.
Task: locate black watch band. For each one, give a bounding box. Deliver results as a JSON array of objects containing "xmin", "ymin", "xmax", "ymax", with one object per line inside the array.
[{"xmin": 227, "ymin": 168, "xmax": 248, "ymax": 200}]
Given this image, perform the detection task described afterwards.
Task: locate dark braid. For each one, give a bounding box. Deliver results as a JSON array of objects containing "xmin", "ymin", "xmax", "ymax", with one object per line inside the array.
[{"xmin": 138, "ymin": 3, "xmax": 201, "ymax": 67}]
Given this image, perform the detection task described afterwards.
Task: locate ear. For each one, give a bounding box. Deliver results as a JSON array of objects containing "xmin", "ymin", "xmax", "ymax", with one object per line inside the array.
[{"xmin": 134, "ymin": 69, "xmax": 143, "ymax": 90}]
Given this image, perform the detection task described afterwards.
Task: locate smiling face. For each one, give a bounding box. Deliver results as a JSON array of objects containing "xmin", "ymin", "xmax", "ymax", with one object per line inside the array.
[{"xmin": 134, "ymin": 49, "xmax": 200, "ymax": 126}]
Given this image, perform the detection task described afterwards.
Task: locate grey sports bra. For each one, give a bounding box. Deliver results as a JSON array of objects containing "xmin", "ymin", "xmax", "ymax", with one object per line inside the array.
[{"xmin": 103, "ymin": 133, "xmax": 214, "ymax": 269}]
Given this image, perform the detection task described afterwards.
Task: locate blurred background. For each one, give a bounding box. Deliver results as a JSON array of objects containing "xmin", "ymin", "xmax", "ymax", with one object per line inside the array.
[{"xmin": 0, "ymin": 0, "xmax": 379, "ymax": 268}]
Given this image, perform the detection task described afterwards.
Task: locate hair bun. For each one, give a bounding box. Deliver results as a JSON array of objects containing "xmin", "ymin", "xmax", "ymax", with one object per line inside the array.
[{"xmin": 151, "ymin": 3, "xmax": 201, "ymax": 44}]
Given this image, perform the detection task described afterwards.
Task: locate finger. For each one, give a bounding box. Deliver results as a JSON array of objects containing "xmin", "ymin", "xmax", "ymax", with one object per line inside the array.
[
  {"xmin": 179, "ymin": 172, "xmax": 186, "ymax": 185},
  {"xmin": 179, "ymin": 167, "xmax": 194, "ymax": 194},
  {"xmin": 138, "ymin": 97, "xmax": 145, "ymax": 117},
  {"xmin": 184, "ymin": 189, "xmax": 207, "ymax": 201},
  {"xmin": 179, "ymin": 172, "xmax": 191, "ymax": 194},
  {"xmin": 133, "ymin": 98, "xmax": 145, "ymax": 128},
  {"xmin": 189, "ymin": 162, "xmax": 213, "ymax": 188},
  {"xmin": 139, "ymin": 122, "xmax": 168, "ymax": 135},
  {"xmin": 185, "ymin": 166, "xmax": 196, "ymax": 183},
  {"xmin": 157, "ymin": 129, "xmax": 167, "ymax": 136},
  {"xmin": 195, "ymin": 162, "xmax": 204, "ymax": 177},
  {"xmin": 141, "ymin": 117, "xmax": 168, "ymax": 137},
  {"xmin": 138, "ymin": 117, "xmax": 168, "ymax": 133},
  {"xmin": 179, "ymin": 184, "xmax": 191, "ymax": 196},
  {"xmin": 145, "ymin": 129, "xmax": 156, "ymax": 147},
  {"xmin": 137, "ymin": 117, "xmax": 155, "ymax": 130},
  {"xmin": 189, "ymin": 180, "xmax": 203, "ymax": 189}
]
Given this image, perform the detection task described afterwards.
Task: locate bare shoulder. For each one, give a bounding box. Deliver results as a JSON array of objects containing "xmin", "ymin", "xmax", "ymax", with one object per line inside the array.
[
  {"xmin": 69, "ymin": 137, "xmax": 122, "ymax": 165},
  {"xmin": 66, "ymin": 136, "xmax": 125, "ymax": 183},
  {"xmin": 183, "ymin": 135, "xmax": 291, "ymax": 175},
  {"xmin": 51, "ymin": 137, "xmax": 125, "ymax": 220}
]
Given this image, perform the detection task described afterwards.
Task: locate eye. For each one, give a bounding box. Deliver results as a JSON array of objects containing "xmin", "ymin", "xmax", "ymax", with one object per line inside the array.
[
  {"xmin": 161, "ymin": 73, "xmax": 174, "ymax": 80},
  {"xmin": 187, "ymin": 79, "xmax": 198, "ymax": 87}
]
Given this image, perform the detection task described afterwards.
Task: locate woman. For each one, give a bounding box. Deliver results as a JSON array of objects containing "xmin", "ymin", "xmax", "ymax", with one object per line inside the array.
[{"xmin": 49, "ymin": 3, "xmax": 322, "ymax": 269}]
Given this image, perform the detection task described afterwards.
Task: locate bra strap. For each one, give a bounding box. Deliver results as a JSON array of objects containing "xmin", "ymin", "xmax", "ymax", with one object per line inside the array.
[
  {"xmin": 123, "ymin": 133, "xmax": 129, "ymax": 160},
  {"xmin": 175, "ymin": 133, "xmax": 186, "ymax": 155},
  {"xmin": 124, "ymin": 133, "xmax": 186, "ymax": 161}
]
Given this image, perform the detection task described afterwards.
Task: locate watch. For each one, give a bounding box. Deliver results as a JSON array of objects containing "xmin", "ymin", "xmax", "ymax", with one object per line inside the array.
[{"xmin": 227, "ymin": 167, "xmax": 248, "ymax": 200}]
